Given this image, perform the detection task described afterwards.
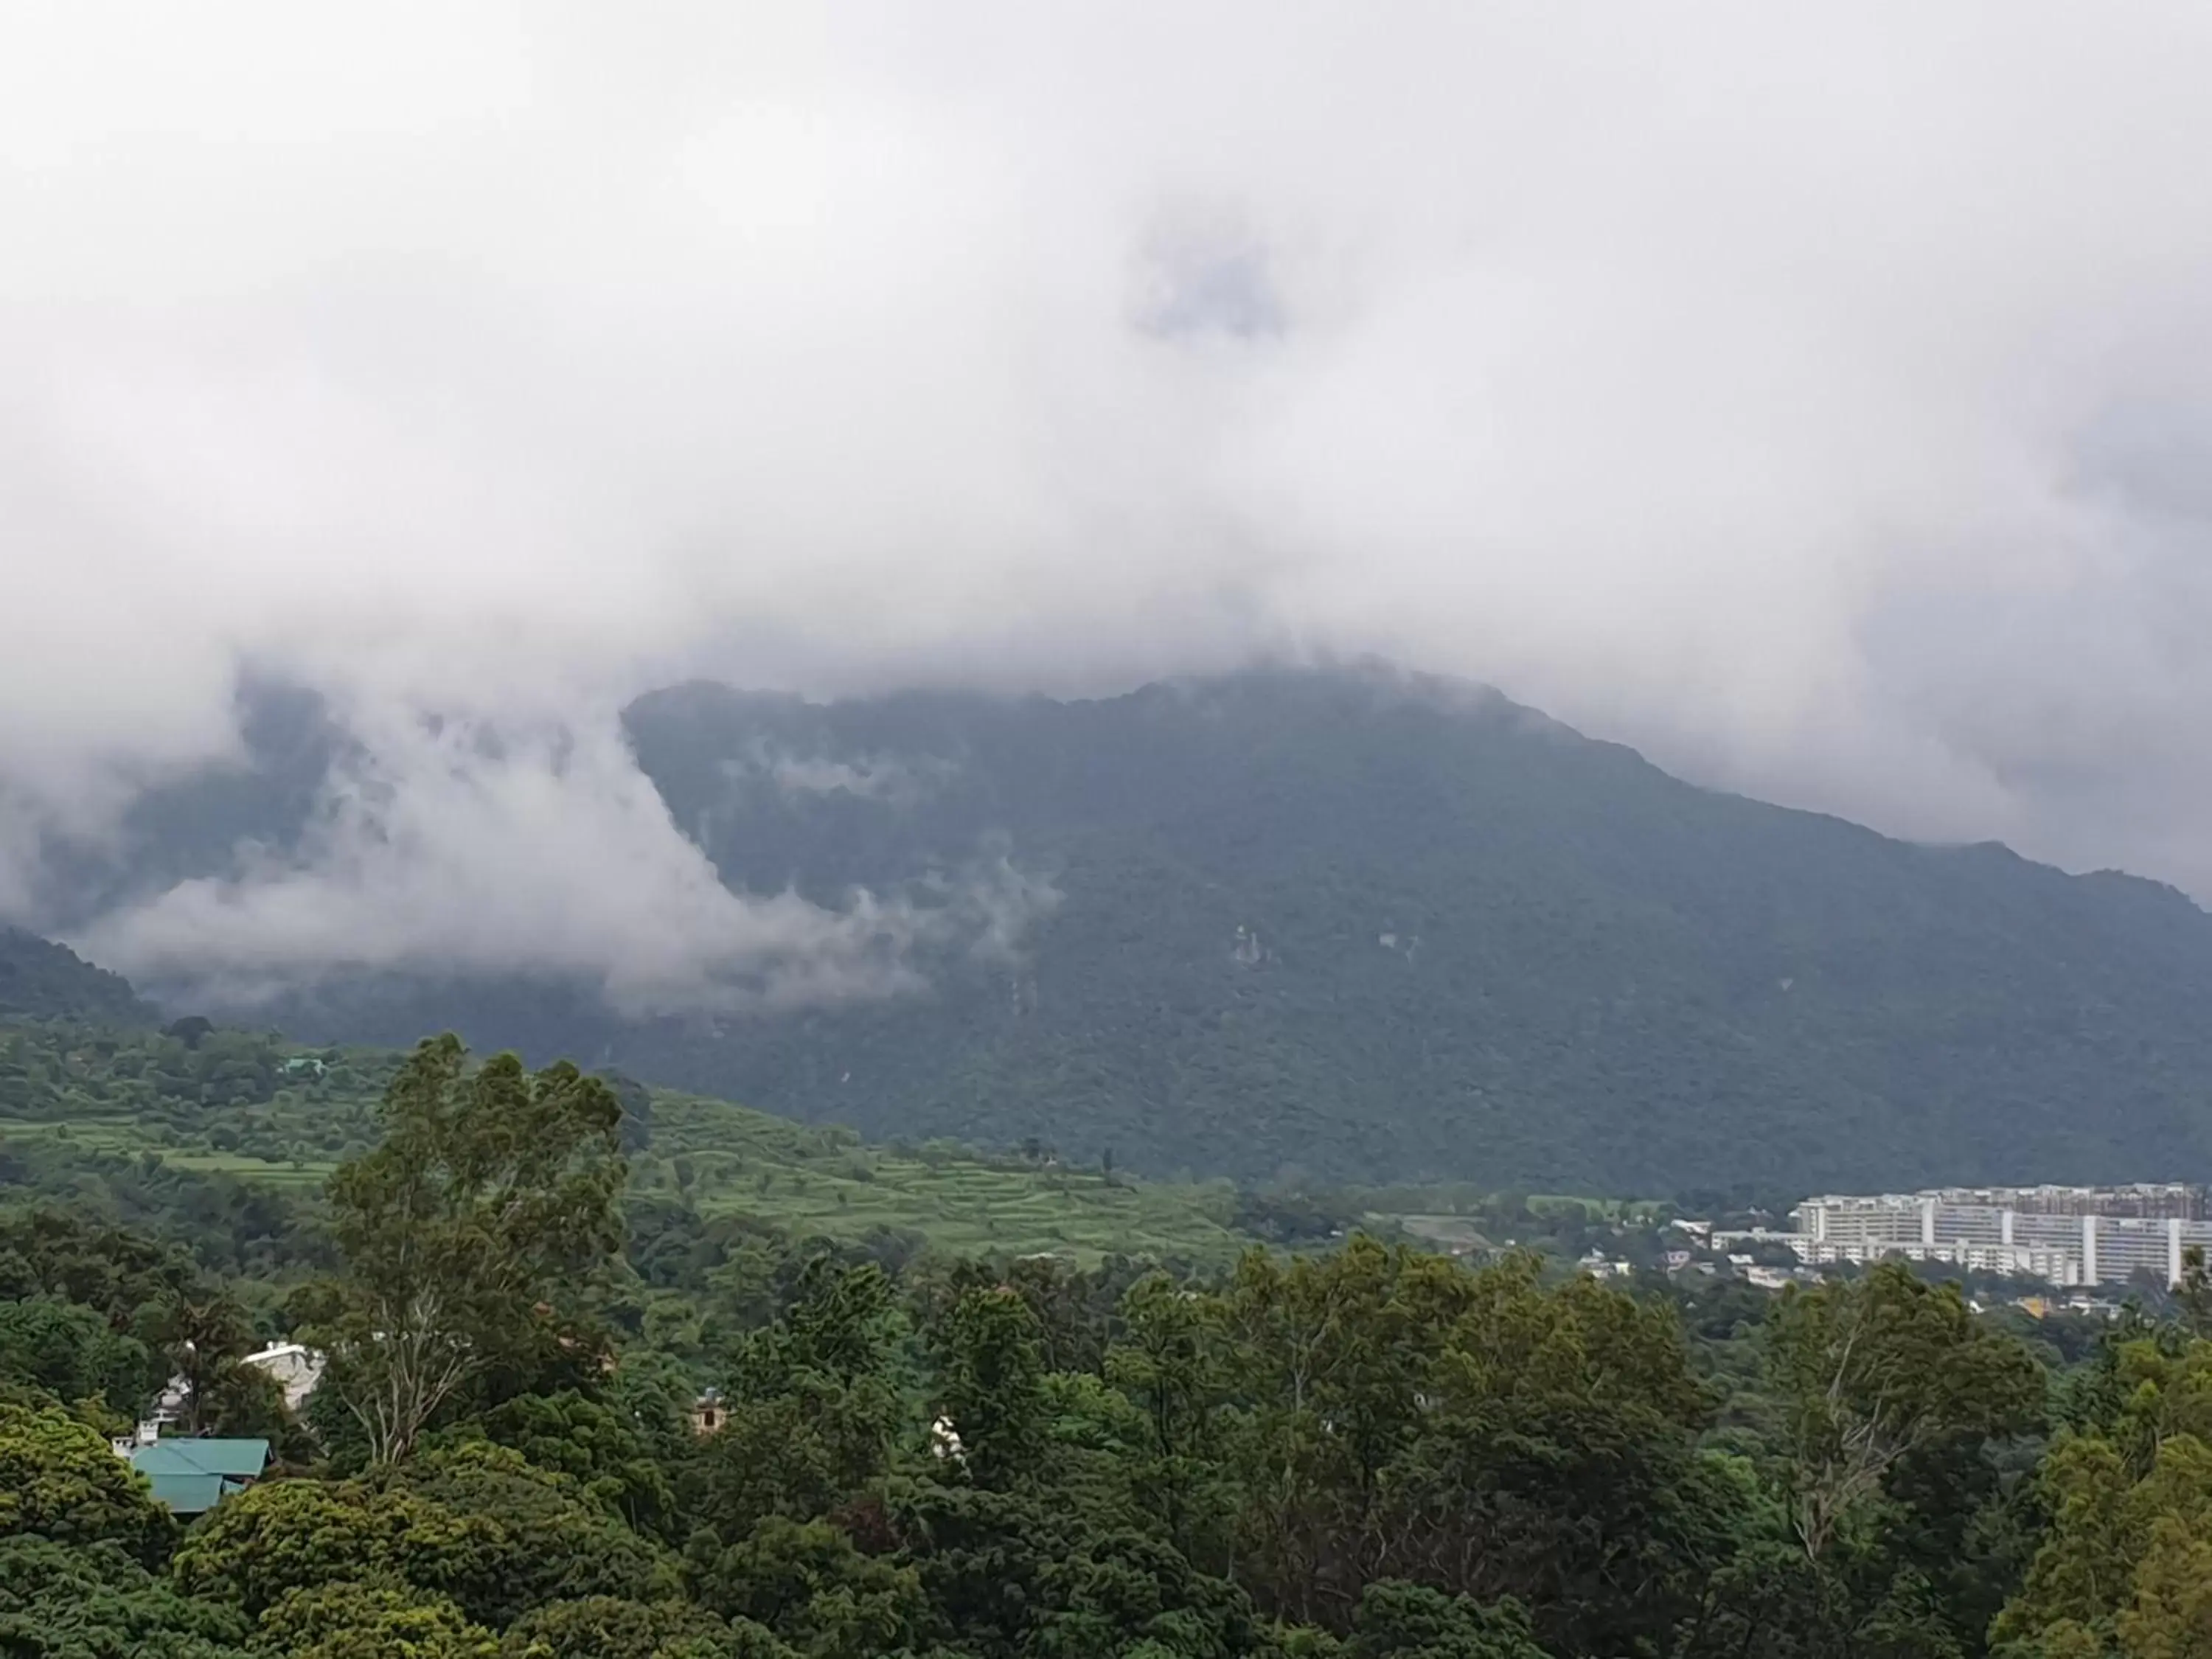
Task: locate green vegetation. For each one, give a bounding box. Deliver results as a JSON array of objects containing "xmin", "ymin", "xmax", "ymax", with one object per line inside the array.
[
  {"xmin": 1993, "ymin": 1329, "xmax": 2212, "ymax": 1655},
  {"xmin": 11, "ymin": 1030, "xmax": 2212, "ymax": 1655},
  {"xmin": 0, "ymin": 925, "xmax": 151, "ymax": 1025},
  {"xmin": 641, "ymin": 1089, "xmax": 1251, "ymax": 1262},
  {"xmin": 134, "ymin": 665, "xmax": 2212, "ymax": 1197},
  {"xmin": 318, "ymin": 1037, "xmax": 630, "ymax": 1463},
  {"xmin": 0, "ymin": 1007, "xmax": 1255, "ymax": 1267},
  {"xmin": 22, "ymin": 686, "xmax": 2212, "ymax": 1652}
]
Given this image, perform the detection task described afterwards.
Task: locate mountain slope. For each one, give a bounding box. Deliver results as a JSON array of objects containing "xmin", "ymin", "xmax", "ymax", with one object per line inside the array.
[
  {"xmin": 625, "ymin": 667, "xmax": 2212, "ymax": 1192},
  {"xmin": 0, "ymin": 1014, "xmax": 1256, "ymax": 1265},
  {"xmin": 42, "ymin": 664, "xmax": 2212, "ymax": 1194},
  {"xmin": 0, "ymin": 928, "xmax": 153, "ymax": 1025},
  {"xmin": 202, "ymin": 665, "xmax": 2212, "ymax": 1196}
]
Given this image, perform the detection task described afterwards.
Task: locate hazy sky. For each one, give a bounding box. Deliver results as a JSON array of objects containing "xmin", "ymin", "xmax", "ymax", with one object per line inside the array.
[{"xmin": 11, "ymin": 3, "xmax": 2212, "ymax": 999}]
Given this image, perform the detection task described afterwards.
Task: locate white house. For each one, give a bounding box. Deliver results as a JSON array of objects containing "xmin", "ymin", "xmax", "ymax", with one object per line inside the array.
[{"xmin": 242, "ymin": 1343, "xmax": 326, "ymax": 1413}]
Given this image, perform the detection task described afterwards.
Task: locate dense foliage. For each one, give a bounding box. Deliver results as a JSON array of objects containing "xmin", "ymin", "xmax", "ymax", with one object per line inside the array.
[
  {"xmin": 0, "ymin": 927, "xmax": 151, "ymax": 1026},
  {"xmin": 2, "ymin": 1031, "xmax": 2198, "ymax": 1658},
  {"xmin": 72, "ymin": 666, "xmax": 2212, "ymax": 1194},
  {"xmin": 0, "ymin": 1006, "xmax": 1262, "ymax": 1270}
]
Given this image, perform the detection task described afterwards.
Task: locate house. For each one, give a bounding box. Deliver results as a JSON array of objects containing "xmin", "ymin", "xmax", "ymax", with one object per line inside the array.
[
  {"xmin": 282, "ymin": 1056, "xmax": 328, "ymax": 1079},
  {"xmin": 691, "ymin": 1388, "xmax": 726, "ymax": 1436},
  {"xmin": 110, "ymin": 1420, "xmax": 161, "ymax": 1458},
  {"xmin": 152, "ymin": 1374, "xmax": 190, "ymax": 1425},
  {"xmin": 242, "ymin": 1342, "xmax": 326, "ymax": 1413},
  {"xmin": 126, "ymin": 1438, "xmax": 271, "ymax": 1516}
]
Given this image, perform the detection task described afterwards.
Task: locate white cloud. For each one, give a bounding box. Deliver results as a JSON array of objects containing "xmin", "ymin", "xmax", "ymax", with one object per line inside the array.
[
  {"xmin": 69, "ymin": 705, "xmax": 1051, "ymax": 1012},
  {"xmin": 722, "ymin": 743, "xmax": 956, "ymax": 804},
  {"xmin": 7, "ymin": 0, "xmax": 2212, "ymax": 994}
]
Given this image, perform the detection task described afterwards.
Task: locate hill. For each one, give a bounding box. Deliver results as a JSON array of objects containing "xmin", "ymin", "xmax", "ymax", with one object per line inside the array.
[
  {"xmin": 0, "ymin": 928, "xmax": 153, "ymax": 1025},
  {"xmin": 0, "ymin": 1017, "xmax": 1253, "ymax": 1265},
  {"xmin": 41, "ymin": 664, "xmax": 2212, "ymax": 1195}
]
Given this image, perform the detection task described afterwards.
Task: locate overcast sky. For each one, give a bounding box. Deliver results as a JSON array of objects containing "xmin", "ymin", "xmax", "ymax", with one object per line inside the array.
[{"xmin": 11, "ymin": 2, "xmax": 2212, "ymax": 1000}]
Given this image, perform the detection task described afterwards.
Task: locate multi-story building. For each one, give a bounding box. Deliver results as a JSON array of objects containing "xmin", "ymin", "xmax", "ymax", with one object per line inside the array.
[{"xmin": 1790, "ymin": 1185, "xmax": 2212, "ymax": 1287}]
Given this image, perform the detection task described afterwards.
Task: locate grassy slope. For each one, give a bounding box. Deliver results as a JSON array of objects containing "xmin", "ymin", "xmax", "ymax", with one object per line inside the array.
[
  {"xmin": 0, "ymin": 1024, "xmax": 1251, "ymax": 1264},
  {"xmin": 630, "ymin": 1089, "xmax": 1246, "ymax": 1261}
]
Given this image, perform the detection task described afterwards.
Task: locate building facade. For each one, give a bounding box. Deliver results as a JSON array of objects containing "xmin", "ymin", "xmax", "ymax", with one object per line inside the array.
[
  {"xmin": 1790, "ymin": 1185, "xmax": 2212, "ymax": 1287},
  {"xmin": 241, "ymin": 1342, "xmax": 326, "ymax": 1413}
]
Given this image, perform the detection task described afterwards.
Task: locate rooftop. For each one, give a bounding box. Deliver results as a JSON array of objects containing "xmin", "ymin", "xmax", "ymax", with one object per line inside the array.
[
  {"xmin": 140, "ymin": 1471, "xmax": 250, "ymax": 1514},
  {"xmin": 128, "ymin": 1436, "xmax": 271, "ymax": 1512},
  {"xmin": 130, "ymin": 1437, "xmax": 271, "ymax": 1480}
]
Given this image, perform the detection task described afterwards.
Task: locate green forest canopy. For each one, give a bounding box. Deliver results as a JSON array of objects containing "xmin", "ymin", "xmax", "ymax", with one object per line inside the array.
[{"xmin": 3, "ymin": 1029, "xmax": 2210, "ymax": 1658}]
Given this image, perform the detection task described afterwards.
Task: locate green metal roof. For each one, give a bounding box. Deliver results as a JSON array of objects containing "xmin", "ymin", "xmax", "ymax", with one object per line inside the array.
[
  {"xmin": 130, "ymin": 1437, "xmax": 271, "ymax": 1481},
  {"xmin": 141, "ymin": 1471, "xmax": 247, "ymax": 1515}
]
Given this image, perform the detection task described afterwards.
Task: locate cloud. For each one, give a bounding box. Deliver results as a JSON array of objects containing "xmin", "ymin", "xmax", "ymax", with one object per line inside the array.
[
  {"xmin": 9, "ymin": 0, "xmax": 2212, "ymax": 996},
  {"xmin": 724, "ymin": 743, "xmax": 957, "ymax": 805},
  {"xmin": 69, "ymin": 703, "xmax": 1054, "ymax": 1013}
]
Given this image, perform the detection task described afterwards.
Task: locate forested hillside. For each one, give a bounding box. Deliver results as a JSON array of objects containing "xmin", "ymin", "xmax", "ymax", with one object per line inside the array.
[
  {"xmin": 0, "ymin": 944, "xmax": 2188, "ymax": 1656},
  {"xmin": 42, "ymin": 665, "xmax": 2212, "ymax": 1194},
  {"xmin": 0, "ymin": 1018, "xmax": 1259, "ymax": 1273},
  {"xmin": 0, "ymin": 926, "xmax": 152, "ymax": 1025},
  {"xmin": 229, "ymin": 667, "xmax": 2212, "ymax": 1195},
  {"xmin": 4, "ymin": 1027, "xmax": 2211, "ymax": 1658}
]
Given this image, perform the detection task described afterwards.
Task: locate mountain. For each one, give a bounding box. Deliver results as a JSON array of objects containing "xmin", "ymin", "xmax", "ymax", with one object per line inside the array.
[
  {"xmin": 0, "ymin": 928, "xmax": 153, "ymax": 1026},
  {"xmin": 33, "ymin": 664, "xmax": 2212, "ymax": 1195}
]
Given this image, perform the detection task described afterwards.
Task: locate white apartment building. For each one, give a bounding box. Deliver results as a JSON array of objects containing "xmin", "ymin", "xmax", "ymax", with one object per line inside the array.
[{"xmin": 1790, "ymin": 1186, "xmax": 2212, "ymax": 1287}]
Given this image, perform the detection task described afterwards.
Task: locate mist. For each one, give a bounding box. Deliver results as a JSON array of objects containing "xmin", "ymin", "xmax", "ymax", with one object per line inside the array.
[{"xmin": 12, "ymin": 1, "xmax": 2212, "ymax": 1002}]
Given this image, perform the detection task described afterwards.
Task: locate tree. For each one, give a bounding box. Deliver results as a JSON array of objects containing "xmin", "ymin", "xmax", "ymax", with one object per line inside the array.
[
  {"xmin": 319, "ymin": 1034, "xmax": 626, "ymax": 1463},
  {"xmin": 0, "ymin": 1534, "xmax": 254, "ymax": 1659},
  {"xmin": 458, "ymin": 1388, "xmax": 679, "ymax": 1542},
  {"xmin": 146, "ymin": 1290, "xmax": 256, "ymax": 1436},
  {"xmin": 393, "ymin": 1442, "xmax": 678, "ymax": 1628},
  {"xmin": 0, "ymin": 1295, "xmax": 162, "ymax": 1413},
  {"xmin": 1217, "ymin": 1239, "xmax": 1724, "ymax": 1653},
  {"xmin": 599, "ymin": 1071, "xmax": 656, "ymax": 1157},
  {"xmin": 173, "ymin": 1446, "xmax": 673, "ymax": 1628},
  {"xmin": 255, "ymin": 1580, "xmax": 497, "ymax": 1659},
  {"xmin": 161, "ymin": 1017, "xmax": 215, "ymax": 1051},
  {"xmin": 1768, "ymin": 1262, "xmax": 2042, "ymax": 1562},
  {"xmin": 1995, "ymin": 1388, "xmax": 2212, "ymax": 1659},
  {"xmin": 686, "ymin": 1515, "xmax": 925, "ymax": 1658},
  {"xmin": 1992, "ymin": 1434, "xmax": 2135, "ymax": 1651},
  {"xmin": 1106, "ymin": 1270, "xmax": 1229, "ymax": 1561},
  {"xmin": 0, "ymin": 1210, "xmax": 201, "ymax": 1329},
  {"xmin": 0, "ymin": 1401, "xmax": 173, "ymax": 1562},
  {"xmin": 686, "ymin": 1259, "xmax": 903, "ymax": 1544},
  {"xmin": 1344, "ymin": 1581, "xmax": 1551, "ymax": 1659},
  {"xmin": 929, "ymin": 1287, "xmax": 1048, "ymax": 1489},
  {"xmin": 498, "ymin": 1596, "xmax": 795, "ymax": 1658},
  {"xmin": 2119, "ymin": 1512, "xmax": 2212, "ymax": 1659},
  {"xmin": 171, "ymin": 1478, "xmax": 439, "ymax": 1616},
  {"xmin": 2175, "ymin": 1246, "xmax": 2212, "ymax": 1340},
  {"xmin": 883, "ymin": 1479, "xmax": 1270, "ymax": 1659}
]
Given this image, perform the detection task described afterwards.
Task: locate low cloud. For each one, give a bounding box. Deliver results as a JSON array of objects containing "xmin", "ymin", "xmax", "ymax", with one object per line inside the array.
[
  {"xmin": 723, "ymin": 743, "xmax": 958, "ymax": 806},
  {"xmin": 70, "ymin": 707, "xmax": 1054, "ymax": 1015}
]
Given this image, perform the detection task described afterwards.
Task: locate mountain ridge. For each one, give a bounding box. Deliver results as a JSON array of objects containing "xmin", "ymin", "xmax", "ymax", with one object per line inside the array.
[
  {"xmin": 19, "ymin": 663, "xmax": 2212, "ymax": 1195},
  {"xmin": 0, "ymin": 927, "xmax": 156, "ymax": 1026}
]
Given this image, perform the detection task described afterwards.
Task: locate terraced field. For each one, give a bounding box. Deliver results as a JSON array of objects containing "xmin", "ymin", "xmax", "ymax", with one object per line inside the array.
[
  {"xmin": 632, "ymin": 1091, "xmax": 1250, "ymax": 1262},
  {"xmin": 0, "ymin": 1054, "xmax": 1255, "ymax": 1263},
  {"xmin": 0, "ymin": 1116, "xmax": 337, "ymax": 1189}
]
